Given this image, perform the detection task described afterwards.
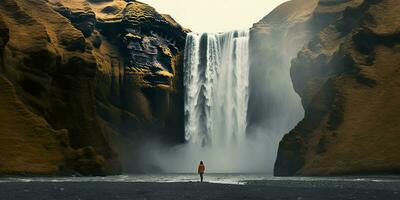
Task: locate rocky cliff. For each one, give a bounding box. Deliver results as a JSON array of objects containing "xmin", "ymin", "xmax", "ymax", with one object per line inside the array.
[
  {"xmin": 0, "ymin": 0, "xmax": 187, "ymax": 175},
  {"xmin": 271, "ymin": 0, "xmax": 400, "ymax": 176},
  {"xmin": 248, "ymin": 0, "xmax": 318, "ymax": 144}
]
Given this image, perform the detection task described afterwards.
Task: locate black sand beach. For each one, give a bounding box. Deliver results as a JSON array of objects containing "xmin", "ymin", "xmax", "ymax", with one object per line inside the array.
[{"xmin": 0, "ymin": 179, "xmax": 399, "ymax": 200}]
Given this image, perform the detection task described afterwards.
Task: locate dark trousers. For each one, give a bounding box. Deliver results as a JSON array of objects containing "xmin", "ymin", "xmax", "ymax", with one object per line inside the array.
[{"xmin": 199, "ymin": 173, "xmax": 204, "ymax": 182}]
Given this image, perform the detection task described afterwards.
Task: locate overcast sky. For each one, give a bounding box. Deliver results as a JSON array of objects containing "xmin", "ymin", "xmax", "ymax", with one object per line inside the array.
[{"xmin": 140, "ymin": 0, "xmax": 288, "ymax": 32}]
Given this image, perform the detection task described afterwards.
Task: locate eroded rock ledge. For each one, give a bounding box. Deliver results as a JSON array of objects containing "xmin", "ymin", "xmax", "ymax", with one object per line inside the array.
[
  {"xmin": 0, "ymin": 0, "xmax": 187, "ymax": 175},
  {"xmin": 273, "ymin": 0, "xmax": 400, "ymax": 176}
]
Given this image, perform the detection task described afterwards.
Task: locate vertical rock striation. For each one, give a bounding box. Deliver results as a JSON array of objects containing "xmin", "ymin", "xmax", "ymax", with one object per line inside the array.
[
  {"xmin": 274, "ymin": 0, "xmax": 400, "ymax": 176},
  {"xmin": 0, "ymin": 0, "xmax": 187, "ymax": 175}
]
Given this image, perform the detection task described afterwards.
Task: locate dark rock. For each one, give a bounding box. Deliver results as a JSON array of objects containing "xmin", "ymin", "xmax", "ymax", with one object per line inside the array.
[
  {"xmin": 274, "ymin": 133, "xmax": 306, "ymax": 176},
  {"xmin": 53, "ymin": 6, "xmax": 97, "ymax": 37},
  {"xmin": 101, "ymin": 6, "xmax": 121, "ymax": 14},
  {"xmin": 94, "ymin": 0, "xmax": 187, "ymax": 148},
  {"xmin": 0, "ymin": 19, "xmax": 9, "ymax": 50},
  {"xmin": 72, "ymin": 147, "xmax": 107, "ymax": 176},
  {"xmin": 91, "ymin": 33, "xmax": 102, "ymax": 48},
  {"xmin": 87, "ymin": 0, "xmax": 113, "ymax": 3}
]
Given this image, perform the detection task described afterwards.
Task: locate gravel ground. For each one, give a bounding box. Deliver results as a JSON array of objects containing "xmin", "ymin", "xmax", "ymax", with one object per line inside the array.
[{"xmin": 0, "ymin": 179, "xmax": 399, "ymax": 200}]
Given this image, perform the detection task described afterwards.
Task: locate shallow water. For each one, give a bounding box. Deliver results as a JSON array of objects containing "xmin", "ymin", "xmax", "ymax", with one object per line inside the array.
[{"xmin": 1, "ymin": 174, "xmax": 399, "ymax": 185}]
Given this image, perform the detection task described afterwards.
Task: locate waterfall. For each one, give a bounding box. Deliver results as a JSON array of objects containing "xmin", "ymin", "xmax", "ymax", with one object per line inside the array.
[
  {"xmin": 184, "ymin": 30, "xmax": 250, "ymax": 148},
  {"xmin": 150, "ymin": 29, "xmax": 298, "ymax": 173}
]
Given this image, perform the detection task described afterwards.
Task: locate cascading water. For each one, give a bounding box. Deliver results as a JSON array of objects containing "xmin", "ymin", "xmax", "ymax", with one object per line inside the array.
[
  {"xmin": 154, "ymin": 30, "xmax": 271, "ymax": 173},
  {"xmin": 184, "ymin": 30, "xmax": 250, "ymax": 148},
  {"xmin": 149, "ymin": 29, "xmax": 301, "ymax": 173}
]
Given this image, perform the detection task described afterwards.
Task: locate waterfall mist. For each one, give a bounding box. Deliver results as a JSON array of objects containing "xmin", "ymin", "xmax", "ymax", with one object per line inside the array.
[
  {"xmin": 140, "ymin": 28, "xmax": 305, "ymax": 173},
  {"xmin": 140, "ymin": 30, "xmax": 268, "ymax": 173}
]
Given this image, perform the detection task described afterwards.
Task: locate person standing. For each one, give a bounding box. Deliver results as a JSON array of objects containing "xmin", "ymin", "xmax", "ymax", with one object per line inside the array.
[{"xmin": 198, "ymin": 161, "xmax": 205, "ymax": 182}]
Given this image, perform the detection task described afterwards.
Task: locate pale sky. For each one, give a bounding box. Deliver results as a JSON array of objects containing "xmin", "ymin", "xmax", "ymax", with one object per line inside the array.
[{"xmin": 140, "ymin": 0, "xmax": 288, "ymax": 33}]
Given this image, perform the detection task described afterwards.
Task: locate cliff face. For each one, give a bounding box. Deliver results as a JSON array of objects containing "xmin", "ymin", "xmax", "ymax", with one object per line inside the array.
[
  {"xmin": 248, "ymin": 0, "xmax": 316, "ymax": 132},
  {"xmin": 274, "ymin": 0, "xmax": 400, "ymax": 176},
  {"xmin": 247, "ymin": 0, "xmax": 318, "ymax": 169},
  {"xmin": 0, "ymin": 0, "xmax": 187, "ymax": 175}
]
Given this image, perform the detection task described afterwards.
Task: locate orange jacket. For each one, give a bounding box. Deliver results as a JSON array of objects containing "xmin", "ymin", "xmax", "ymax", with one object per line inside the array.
[{"xmin": 198, "ymin": 164, "xmax": 205, "ymax": 174}]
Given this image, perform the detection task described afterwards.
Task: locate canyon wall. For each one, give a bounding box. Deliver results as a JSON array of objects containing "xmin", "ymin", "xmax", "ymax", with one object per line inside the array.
[
  {"xmin": 249, "ymin": 0, "xmax": 350, "ymax": 175},
  {"xmin": 1, "ymin": 0, "xmax": 399, "ymax": 177},
  {"xmin": 0, "ymin": 0, "xmax": 187, "ymax": 175},
  {"xmin": 248, "ymin": 0, "xmax": 318, "ymax": 171},
  {"xmin": 271, "ymin": 0, "xmax": 400, "ymax": 176}
]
